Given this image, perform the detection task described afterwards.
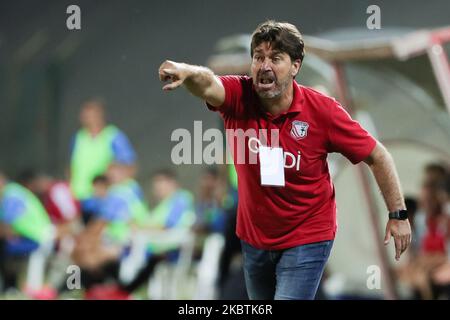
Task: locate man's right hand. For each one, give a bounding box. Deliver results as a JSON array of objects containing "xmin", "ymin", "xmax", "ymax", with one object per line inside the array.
[
  {"xmin": 158, "ymin": 60, "xmax": 189, "ymax": 91},
  {"xmin": 158, "ymin": 60, "xmax": 225, "ymax": 107}
]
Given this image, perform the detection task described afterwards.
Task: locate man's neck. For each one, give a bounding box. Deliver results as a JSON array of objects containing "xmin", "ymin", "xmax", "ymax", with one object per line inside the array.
[
  {"xmin": 260, "ymin": 83, "xmax": 294, "ymax": 116},
  {"xmin": 87, "ymin": 125, "xmax": 104, "ymax": 137},
  {"xmin": 160, "ymin": 188, "xmax": 178, "ymax": 203}
]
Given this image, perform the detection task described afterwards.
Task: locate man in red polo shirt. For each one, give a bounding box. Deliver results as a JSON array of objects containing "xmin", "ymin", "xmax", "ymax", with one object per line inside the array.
[{"xmin": 158, "ymin": 20, "xmax": 412, "ymax": 300}]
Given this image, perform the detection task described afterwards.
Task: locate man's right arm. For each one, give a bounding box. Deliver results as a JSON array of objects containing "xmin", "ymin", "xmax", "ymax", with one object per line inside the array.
[{"xmin": 158, "ymin": 60, "xmax": 225, "ymax": 108}]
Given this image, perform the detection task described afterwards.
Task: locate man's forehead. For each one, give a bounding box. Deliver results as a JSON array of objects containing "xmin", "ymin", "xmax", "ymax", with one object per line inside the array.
[{"xmin": 254, "ymin": 42, "xmax": 285, "ymax": 55}]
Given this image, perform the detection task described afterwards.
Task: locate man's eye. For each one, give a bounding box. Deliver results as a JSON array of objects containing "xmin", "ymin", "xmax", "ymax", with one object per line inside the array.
[{"xmin": 273, "ymin": 56, "xmax": 281, "ymax": 62}]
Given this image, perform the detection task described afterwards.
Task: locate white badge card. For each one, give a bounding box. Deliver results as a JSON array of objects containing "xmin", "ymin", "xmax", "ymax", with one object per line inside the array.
[{"xmin": 259, "ymin": 146, "xmax": 285, "ymax": 187}]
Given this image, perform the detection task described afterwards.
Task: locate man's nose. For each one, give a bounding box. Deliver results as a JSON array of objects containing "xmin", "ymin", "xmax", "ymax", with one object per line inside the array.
[{"xmin": 260, "ymin": 60, "xmax": 272, "ymax": 72}]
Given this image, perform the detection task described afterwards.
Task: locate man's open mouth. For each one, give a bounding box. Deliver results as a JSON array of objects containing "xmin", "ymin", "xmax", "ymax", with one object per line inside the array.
[
  {"xmin": 257, "ymin": 74, "xmax": 276, "ymax": 90},
  {"xmin": 260, "ymin": 78, "xmax": 274, "ymax": 84}
]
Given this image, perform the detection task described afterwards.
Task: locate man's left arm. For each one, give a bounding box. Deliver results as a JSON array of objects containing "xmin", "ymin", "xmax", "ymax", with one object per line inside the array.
[{"xmin": 363, "ymin": 141, "xmax": 412, "ymax": 261}]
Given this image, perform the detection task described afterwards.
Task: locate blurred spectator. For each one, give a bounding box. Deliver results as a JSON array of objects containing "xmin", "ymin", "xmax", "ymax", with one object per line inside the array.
[
  {"xmin": 418, "ymin": 164, "xmax": 448, "ymax": 255},
  {"xmin": 69, "ymin": 99, "xmax": 137, "ymax": 208},
  {"xmin": 396, "ymin": 163, "xmax": 449, "ymax": 299},
  {"xmin": 0, "ymin": 170, "xmax": 54, "ymax": 293},
  {"xmin": 82, "ymin": 168, "xmax": 196, "ymax": 299},
  {"xmin": 145, "ymin": 169, "xmax": 195, "ymax": 231},
  {"xmin": 116, "ymin": 168, "xmax": 196, "ymax": 295},
  {"xmin": 28, "ymin": 172, "xmax": 82, "ymax": 241},
  {"xmin": 431, "ymin": 172, "xmax": 450, "ymax": 297},
  {"xmin": 193, "ymin": 166, "xmax": 226, "ymax": 235},
  {"xmin": 23, "ymin": 172, "xmax": 85, "ymax": 295},
  {"xmin": 71, "ymin": 163, "xmax": 148, "ymax": 293},
  {"xmin": 79, "ymin": 175, "xmax": 109, "ymax": 225}
]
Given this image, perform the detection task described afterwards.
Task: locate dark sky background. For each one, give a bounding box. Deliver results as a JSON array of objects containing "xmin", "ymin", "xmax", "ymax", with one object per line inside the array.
[{"xmin": 1, "ymin": 0, "xmax": 449, "ymax": 187}]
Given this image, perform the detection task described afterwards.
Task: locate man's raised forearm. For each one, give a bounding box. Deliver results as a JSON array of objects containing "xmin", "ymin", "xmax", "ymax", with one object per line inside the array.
[{"xmin": 183, "ymin": 64, "xmax": 216, "ymax": 99}]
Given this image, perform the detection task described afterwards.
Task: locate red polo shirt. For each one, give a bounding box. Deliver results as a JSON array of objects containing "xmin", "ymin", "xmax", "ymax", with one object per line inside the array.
[{"xmin": 207, "ymin": 75, "xmax": 377, "ymax": 250}]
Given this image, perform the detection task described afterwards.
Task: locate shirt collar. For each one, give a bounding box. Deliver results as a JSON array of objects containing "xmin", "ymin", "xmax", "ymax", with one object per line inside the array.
[{"xmin": 287, "ymin": 80, "xmax": 304, "ymax": 114}]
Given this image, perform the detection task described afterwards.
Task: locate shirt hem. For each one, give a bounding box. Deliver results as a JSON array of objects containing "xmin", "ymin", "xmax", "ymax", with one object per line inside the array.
[{"xmin": 237, "ymin": 229, "xmax": 336, "ymax": 251}]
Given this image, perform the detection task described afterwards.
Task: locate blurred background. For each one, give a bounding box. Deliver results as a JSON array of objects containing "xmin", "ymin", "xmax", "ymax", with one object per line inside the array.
[{"xmin": 0, "ymin": 0, "xmax": 450, "ymax": 300}]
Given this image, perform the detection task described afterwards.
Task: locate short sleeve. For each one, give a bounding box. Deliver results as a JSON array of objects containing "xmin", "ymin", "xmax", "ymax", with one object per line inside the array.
[
  {"xmin": 165, "ymin": 193, "xmax": 193, "ymax": 228},
  {"xmin": 1, "ymin": 196, "xmax": 26, "ymax": 224},
  {"xmin": 206, "ymin": 75, "xmax": 248, "ymax": 117},
  {"xmin": 99, "ymin": 195, "xmax": 129, "ymax": 222},
  {"xmin": 328, "ymin": 101, "xmax": 377, "ymax": 164},
  {"xmin": 111, "ymin": 130, "xmax": 137, "ymax": 165}
]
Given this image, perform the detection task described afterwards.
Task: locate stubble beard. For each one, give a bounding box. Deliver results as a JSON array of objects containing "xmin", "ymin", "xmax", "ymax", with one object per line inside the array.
[{"xmin": 255, "ymin": 75, "xmax": 291, "ymax": 100}]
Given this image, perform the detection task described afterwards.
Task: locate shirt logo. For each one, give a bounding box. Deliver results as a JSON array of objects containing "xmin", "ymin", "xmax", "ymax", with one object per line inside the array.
[{"xmin": 290, "ymin": 120, "xmax": 309, "ymax": 140}]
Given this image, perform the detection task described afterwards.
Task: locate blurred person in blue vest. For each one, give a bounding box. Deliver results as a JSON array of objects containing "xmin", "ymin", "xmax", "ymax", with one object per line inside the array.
[
  {"xmin": 79, "ymin": 175, "xmax": 110, "ymax": 224},
  {"xmin": 116, "ymin": 168, "xmax": 195, "ymax": 298},
  {"xmin": 0, "ymin": 170, "xmax": 55, "ymax": 297},
  {"xmin": 71, "ymin": 162, "xmax": 148, "ymax": 298},
  {"xmin": 69, "ymin": 98, "xmax": 137, "ymax": 222},
  {"xmin": 22, "ymin": 170, "xmax": 83, "ymax": 295},
  {"xmin": 83, "ymin": 168, "xmax": 196, "ymax": 299}
]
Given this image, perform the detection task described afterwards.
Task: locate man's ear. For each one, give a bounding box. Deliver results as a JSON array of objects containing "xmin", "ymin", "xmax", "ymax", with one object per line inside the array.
[{"xmin": 292, "ymin": 59, "xmax": 301, "ymax": 77}]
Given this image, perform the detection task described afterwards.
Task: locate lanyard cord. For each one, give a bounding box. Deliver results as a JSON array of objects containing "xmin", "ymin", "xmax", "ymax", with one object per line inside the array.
[{"xmin": 258, "ymin": 114, "xmax": 290, "ymax": 148}]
